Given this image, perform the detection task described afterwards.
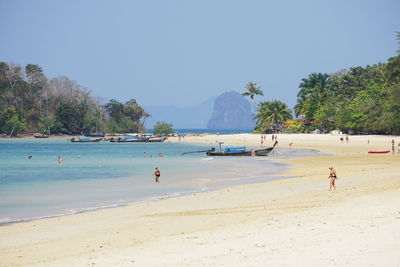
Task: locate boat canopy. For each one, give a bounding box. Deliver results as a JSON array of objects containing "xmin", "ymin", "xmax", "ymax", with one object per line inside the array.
[
  {"xmin": 225, "ymin": 146, "xmax": 246, "ymax": 153},
  {"xmin": 226, "ymin": 146, "xmax": 246, "ymax": 150}
]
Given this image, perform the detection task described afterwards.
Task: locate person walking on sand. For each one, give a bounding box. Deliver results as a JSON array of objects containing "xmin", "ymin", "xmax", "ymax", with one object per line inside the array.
[
  {"xmin": 154, "ymin": 167, "xmax": 160, "ymax": 183},
  {"xmin": 328, "ymin": 167, "xmax": 337, "ymax": 191}
]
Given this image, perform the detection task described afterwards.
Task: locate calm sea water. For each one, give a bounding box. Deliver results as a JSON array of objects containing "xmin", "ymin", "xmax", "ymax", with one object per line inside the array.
[{"xmin": 0, "ymin": 138, "xmax": 317, "ymax": 224}]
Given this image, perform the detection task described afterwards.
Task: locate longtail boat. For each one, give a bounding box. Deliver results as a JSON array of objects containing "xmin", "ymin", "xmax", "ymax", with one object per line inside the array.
[
  {"xmin": 110, "ymin": 136, "xmax": 167, "ymax": 143},
  {"xmin": 71, "ymin": 137, "xmax": 103, "ymax": 143},
  {"xmin": 206, "ymin": 141, "xmax": 278, "ymax": 156},
  {"xmin": 34, "ymin": 133, "xmax": 49, "ymax": 138}
]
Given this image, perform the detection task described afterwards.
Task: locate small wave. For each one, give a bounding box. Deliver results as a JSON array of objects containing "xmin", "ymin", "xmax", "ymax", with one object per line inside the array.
[
  {"xmin": 0, "ymin": 217, "xmax": 10, "ymax": 223},
  {"xmin": 0, "ymin": 204, "xmax": 126, "ymax": 226},
  {"xmin": 202, "ymin": 158, "xmax": 214, "ymax": 161}
]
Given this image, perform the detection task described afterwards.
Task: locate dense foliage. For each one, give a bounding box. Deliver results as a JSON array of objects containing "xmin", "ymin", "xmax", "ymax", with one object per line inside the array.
[
  {"xmin": 152, "ymin": 121, "xmax": 174, "ymax": 135},
  {"xmin": 294, "ymin": 55, "xmax": 400, "ymax": 134},
  {"xmin": 253, "ymin": 100, "xmax": 292, "ymax": 133},
  {"xmin": 0, "ymin": 62, "xmax": 149, "ymax": 136}
]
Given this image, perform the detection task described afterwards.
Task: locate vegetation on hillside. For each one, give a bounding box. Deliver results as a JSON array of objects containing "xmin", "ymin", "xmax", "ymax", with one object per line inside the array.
[{"xmin": 0, "ymin": 63, "xmax": 149, "ymax": 136}]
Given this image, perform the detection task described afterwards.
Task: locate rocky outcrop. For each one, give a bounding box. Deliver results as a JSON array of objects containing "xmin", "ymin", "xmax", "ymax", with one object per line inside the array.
[{"xmin": 207, "ymin": 91, "xmax": 255, "ymax": 130}]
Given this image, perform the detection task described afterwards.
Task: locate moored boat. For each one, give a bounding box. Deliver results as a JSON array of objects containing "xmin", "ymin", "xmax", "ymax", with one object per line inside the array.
[
  {"xmin": 71, "ymin": 137, "xmax": 103, "ymax": 142},
  {"xmin": 110, "ymin": 135, "xmax": 167, "ymax": 143},
  {"xmin": 146, "ymin": 136, "xmax": 168, "ymax": 142},
  {"xmin": 368, "ymin": 150, "xmax": 390, "ymax": 154},
  {"xmin": 110, "ymin": 136, "xmax": 140, "ymax": 142},
  {"xmin": 34, "ymin": 133, "xmax": 49, "ymax": 138},
  {"xmin": 206, "ymin": 141, "xmax": 277, "ymax": 156}
]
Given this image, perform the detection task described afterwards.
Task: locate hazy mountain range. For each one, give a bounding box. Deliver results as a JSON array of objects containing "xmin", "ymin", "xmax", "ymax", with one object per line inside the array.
[
  {"xmin": 143, "ymin": 97, "xmax": 216, "ymax": 129},
  {"xmin": 207, "ymin": 91, "xmax": 255, "ymax": 130},
  {"xmin": 144, "ymin": 91, "xmax": 256, "ymax": 129}
]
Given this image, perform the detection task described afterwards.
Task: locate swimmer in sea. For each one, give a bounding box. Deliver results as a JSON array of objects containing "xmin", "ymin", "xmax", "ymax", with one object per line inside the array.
[{"xmin": 154, "ymin": 167, "xmax": 160, "ymax": 183}]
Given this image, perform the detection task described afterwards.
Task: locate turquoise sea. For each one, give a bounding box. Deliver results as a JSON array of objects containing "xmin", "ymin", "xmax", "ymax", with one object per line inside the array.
[{"xmin": 0, "ymin": 138, "xmax": 317, "ymax": 224}]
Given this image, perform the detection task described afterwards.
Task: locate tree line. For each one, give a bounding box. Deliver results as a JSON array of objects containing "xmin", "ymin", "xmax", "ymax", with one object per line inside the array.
[
  {"xmin": 0, "ymin": 62, "xmax": 150, "ymax": 136},
  {"xmin": 243, "ymin": 54, "xmax": 399, "ymax": 134},
  {"xmin": 294, "ymin": 54, "xmax": 400, "ymax": 134}
]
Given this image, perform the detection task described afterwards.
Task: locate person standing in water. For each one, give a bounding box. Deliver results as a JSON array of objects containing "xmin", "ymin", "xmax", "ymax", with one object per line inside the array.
[
  {"xmin": 57, "ymin": 156, "xmax": 63, "ymax": 165},
  {"xmin": 154, "ymin": 167, "xmax": 160, "ymax": 183},
  {"xmin": 328, "ymin": 167, "xmax": 337, "ymax": 191}
]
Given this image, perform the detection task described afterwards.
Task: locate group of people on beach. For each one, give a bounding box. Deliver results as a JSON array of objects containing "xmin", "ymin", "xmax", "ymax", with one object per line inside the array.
[
  {"xmin": 339, "ymin": 134, "xmax": 349, "ymax": 142},
  {"xmin": 260, "ymin": 134, "xmax": 277, "ymax": 146}
]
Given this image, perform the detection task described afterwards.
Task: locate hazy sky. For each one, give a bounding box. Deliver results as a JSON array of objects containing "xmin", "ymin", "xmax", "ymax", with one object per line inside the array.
[{"xmin": 1, "ymin": 0, "xmax": 399, "ymax": 109}]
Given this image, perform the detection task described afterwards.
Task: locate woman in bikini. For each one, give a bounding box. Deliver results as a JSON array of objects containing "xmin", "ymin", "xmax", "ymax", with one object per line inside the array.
[{"xmin": 328, "ymin": 167, "xmax": 337, "ymax": 191}]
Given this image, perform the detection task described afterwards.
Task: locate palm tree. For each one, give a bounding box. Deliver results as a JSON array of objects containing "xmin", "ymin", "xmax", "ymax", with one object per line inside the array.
[
  {"xmin": 241, "ymin": 82, "xmax": 264, "ymax": 103},
  {"xmin": 254, "ymin": 100, "xmax": 292, "ymax": 133},
  {"xmin": 294, "ymin": 73, "xmax": 331, "ymax": 119}
]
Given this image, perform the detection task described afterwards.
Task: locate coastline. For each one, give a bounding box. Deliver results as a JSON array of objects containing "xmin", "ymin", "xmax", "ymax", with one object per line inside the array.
[{"xmin": 0, "ymin": 134, "xmax": 399, "ymax": 266}]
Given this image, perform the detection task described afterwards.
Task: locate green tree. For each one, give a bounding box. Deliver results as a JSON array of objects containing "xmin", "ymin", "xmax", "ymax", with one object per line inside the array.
[
  {"xmin": 294, "ymin": 73, "xmax": 331, "ymax": 120},
  {"xmin": 1, "ymin": 106, "xmax": 26, "ymax": 136},
  {"xmin": 37, "ymin": 112, "xmax": 57, "ymax": 135},
  {"xmin": 153, "ymin": 121, "xmax": 174, "ymax": 135},
  {"xmin": 82, "ymin": 112, "xmax": 101, "ymax": 134},
  {"xmin": 254, "ymin": 100, "xmax": 292, "ymax": 133},
  {"xmin": 104, "ymin": 99, "xmax": 148, "ymax": 133}
]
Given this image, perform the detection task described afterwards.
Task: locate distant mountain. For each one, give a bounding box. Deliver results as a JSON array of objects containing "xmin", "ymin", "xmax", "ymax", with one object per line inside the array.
[
  {"xmin": 207, "ymin": 91, "xmax": 255, "ymax": 130},
  {"xmin": 143, "ymin": 96, "xmax": 216, "ymax": 129}
]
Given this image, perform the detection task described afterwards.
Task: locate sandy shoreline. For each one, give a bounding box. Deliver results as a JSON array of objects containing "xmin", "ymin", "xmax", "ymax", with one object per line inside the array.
[{"xmin": 1, "ymin": 134, "xmax": 399, "ymax": 266}]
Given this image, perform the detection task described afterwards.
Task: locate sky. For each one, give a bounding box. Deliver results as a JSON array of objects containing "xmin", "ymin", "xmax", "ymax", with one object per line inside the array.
[{"xmin": 1, "ymin": 0, "xmax": 399, "ymax": 109}]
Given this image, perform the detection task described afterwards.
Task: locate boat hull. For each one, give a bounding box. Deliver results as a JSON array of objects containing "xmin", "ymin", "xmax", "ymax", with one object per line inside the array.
[
  {"xmin": 368, "ymin": 150, "xmax": 390, "ymax": 154},
  {"xmin": 71, "ymin": 138, "xmax": 102, "ymax": 143},
  {"xmin": 34, "ymin": 135, "xmax": 49, "ymax": 138},
  {"xmin": 110, "ymin": 137, "xmax": 167, "ymax": 143},
  {"xmin": 206, "ymin": 147, "xmax": 274, "ymax": 156}
]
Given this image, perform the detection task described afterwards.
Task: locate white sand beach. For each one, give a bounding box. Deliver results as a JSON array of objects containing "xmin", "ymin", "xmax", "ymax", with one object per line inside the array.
[{"xmin": 1, "ymin": 134, "xmax": 399, "ymax": 266}]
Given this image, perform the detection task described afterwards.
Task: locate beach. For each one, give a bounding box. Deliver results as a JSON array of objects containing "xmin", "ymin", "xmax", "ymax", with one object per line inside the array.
[{"xmin": 1, "ymin": 134, "xmax": 399, "ymax": 266}]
